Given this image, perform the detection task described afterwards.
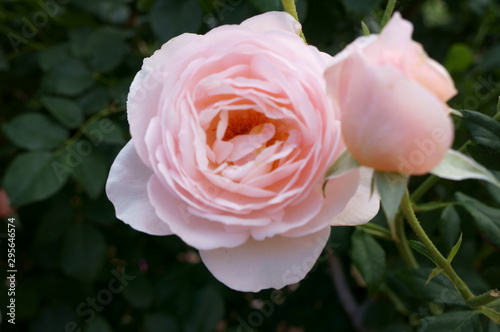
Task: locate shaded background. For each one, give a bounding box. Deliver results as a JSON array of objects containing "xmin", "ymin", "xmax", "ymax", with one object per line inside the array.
[{"xmin": 1, "ymin": 0, "xmax": 500, "ymax": 331}]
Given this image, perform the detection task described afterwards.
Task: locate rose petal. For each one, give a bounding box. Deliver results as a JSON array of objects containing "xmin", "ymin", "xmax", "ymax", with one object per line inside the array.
[
  {"xmin": 128, "ymin": 33, "xmax": 200, "ymax": 168},
  {"xmin": 379, "ymin": 12, "xmax": 413, "ymax": 48},
  {"xmin": 281, "ymin": 169, "xmax": 360, "ymax": 238},
  {"xmin": 250, "ymin": 187, "xmax": 324, "ymax": 240},
  {"xmin": 373, "ymin": 12, "xmax": 457, "ymax": 102},
  {"xmin": 240, "ymin": 11, "xmax": 301, "ymax": 35},
  {"xmin": 148, "ymin": 174, "xmax": 249, "ymax": 250},
  {"xmin": 199, "ymin": 227, "xmax": 330, "ymax": 292},
  {"xmin": 330, "ymin": 168, "xmax": 380, "ymax": 226},
  {"xmin": 106, "ymin": 140, "xmax": 172, "ymax": 236}
]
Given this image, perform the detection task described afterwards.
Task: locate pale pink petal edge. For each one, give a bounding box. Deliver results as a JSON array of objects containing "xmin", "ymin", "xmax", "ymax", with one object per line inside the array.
[
  {"xmin": 200, "ymin": 227, "xmax": 331, "ymax": 292},
  {"xmin": 330, "ymin": 167, "xmax": 380, "ymax": 226},
  {"xmin": 240, "ymin": 11, "xmax": 301, "ymax": 35},
  {"xmin": 106, "ymin": 140, "xmax": 173, "ymax": 236}
]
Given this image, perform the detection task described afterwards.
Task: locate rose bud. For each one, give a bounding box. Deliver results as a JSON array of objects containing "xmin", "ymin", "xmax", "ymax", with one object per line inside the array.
[{"xmin": 325, "ymin": 12, "xmax": 457, "ymax": 175}]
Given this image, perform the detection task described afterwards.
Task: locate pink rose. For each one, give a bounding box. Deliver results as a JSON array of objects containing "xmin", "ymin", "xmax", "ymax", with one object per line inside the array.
[
  {"xmin": 106, "ymin": 12, "xmax": 379, "ymax": 292},
  {"xmin": 0, "ymin": 189, "xmax": 15, "ymax": 218},
  {"xmin": 325, "ymin": 13, "xmax": 457, "ymax": 175}
]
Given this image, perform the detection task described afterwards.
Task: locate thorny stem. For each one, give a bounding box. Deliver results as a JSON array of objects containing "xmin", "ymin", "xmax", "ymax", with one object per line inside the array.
[
  {"xmin": 394, "ymin": 213, "xmax": 419, "ymax": 268},
  {"xmin": 380, "ymin": 0, "xmax": 397, "ymax": 31},
  {"xmin": 401, "ymin": 188, "xmax": 475, "ymax": 301}
]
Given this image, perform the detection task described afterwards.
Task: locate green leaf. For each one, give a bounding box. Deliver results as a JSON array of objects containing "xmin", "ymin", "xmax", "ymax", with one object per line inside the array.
[
  {"xmin": 417, "ymin": 310, "xmax": 482, "ymax": 332},
  {"xmin": 123, "ymin": 275, "xmax": 153, "ymax": 309},
  {"xmin": 444, "ymin": 43, "xmax": 474, "ymax": 73},
  {"xmin": 426, "ymin": 267, "xmax": 444, "ymax": 285},
  {"xmin": 2, "ymin": 113, "xmax": 68, "ymax": 151},
  {"xmin": 41, "ymin": 96, "xmax": 84, "ymax": 129},
  {"xmin": 467, "ymin": 144, "xmax": 500, "ymax": 171},
  {"xmin": 488, "ymin": 319, "xmax": 500, "ymax": 332},
  {"xmin": 447, "ymin": 233, "xmax": 463, "ymax": 263},
  {"xmin": 85, "ymin": 316, "xmax": 112, "ymax": 332},
  {"xmin": 361, "ymin": 21, "xmax": 370, "ymax": 36},
  {"xmin": 145, "ymin": 313, "xmax": 179, "ymax": 332},
  {"xmin": 324, "ymin": 149, "xmax": 360, "ymax": 181},
  {"xmin": 60, "ymin": 223, "xmax": 106, "ymax": 282},
  {"xmin": 69, "ymin": 148, "xmax": 108, "ymax": 199},
  {"xmin": 439, "ymin": 205, "xmax": 462, "ymax": 253},
  {"xmin": 487, "ymin": 298, "xmax": 500, "ymax": 312},
  {"xmin": 184, "ymin": 286, "xmax": 225, "ymax": 332},
  {"xmin": 430, "ymin": 149, "xmax": 500, "ymax": 187},
  {"xmin": 96, "ymin": 0, "xmax": 132, "ymax": 24},
  {"xmin": 3, "ymin": 152, "xmax": 69, "ymax": 206},
  {"xmin": 69, "ymin": 27, "xmax": 93, "ymax": 56},
  {"xmin": 150, "ymin": 0, "xmax": 203, "ymax": 43},
  {"xmin": 38, "ymin": 44, "xmax": 72, "ymax": 72},
  {"xmin": 350, "ymin": 229, "xmax": 386, "ymax": 293},
  {"xmin": 396, "ymin": 268, "xmax": 465, "ymax": 305},
  {"xmin": 487, "ymin": 182, "xmax": 500, "ymax": 204},
  {"xmin": 70, "ymin": 0, "xmax": 131, "ymax": 24},
  {"xmin": 456, "ymin": 192, "xmax": 500, "ymax": 248},
  {"xmin": 460, "ymin": 109, "xmax": 500, "ymax": 151},
  {"xmin": 357, "ymin": 223, "xmax": 393, "ymax": 241},
  {"xmin": 486, "ymin": 300, "xmax": 500, "ymax": 325},
  {"xmin": 41, "ymin": 58, "xmax": 94, "ymax": 96},
  {"xmin": 409, "ymin": 240, "xmax": 437, "ymax": 264},
  {"xmin": 79, "ymin": 87, "xmax": 110, "ymax": 115},
  {"xmin": 85, "ymin": 27, "xmax": 127, "ymax": 73},
  {"xmin": 82, "ymin": 118, "xmax": 126, "ymax": 145},
  {"xmin": 416, "ymin": 201, "xmax": 455, "ymax": 212},
  {"xmin": 373, "ymin": 171, "xmax": 409, "ymax": 228}
]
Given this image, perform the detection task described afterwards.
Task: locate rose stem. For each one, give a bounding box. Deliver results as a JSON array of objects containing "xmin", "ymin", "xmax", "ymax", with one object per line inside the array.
[
  {"xmin": 394, "ymin": 213, "xmax": 419, "ymax": 268},
  {"xmin": 401, "ymin": 188, "xmax": 475, "ymax": 301},
  {"xmin": 380, "ymin": 0, "xmax": 397, "ymax": 31},
  {"xmin": 281, "ymin": 0, "xmax": 306, "ymax": 42}
]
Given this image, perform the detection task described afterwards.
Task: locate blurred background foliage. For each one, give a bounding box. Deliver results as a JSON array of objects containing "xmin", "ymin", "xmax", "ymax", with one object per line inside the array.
[{"xmin": 1, "ymin": 0, "xmax": 500, "ymax": 331}]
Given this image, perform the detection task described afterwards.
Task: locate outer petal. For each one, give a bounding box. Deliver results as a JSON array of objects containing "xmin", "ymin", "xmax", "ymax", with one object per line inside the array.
[
  {"xmin": 411, "ymin": 56, "xmax": 457, "ymax": 102},
  {"xmin": 240, "ymin": 11, "xmax": 301, "ymax": 35},
  {"xmin": 106, "ymin": 140, "xmax": 172, "ymax": 235},
  {"xmin": 330, "ymin": 168, "xmax": 380, "ymax": 226},
  {"xmin": 127, "ymin": 33, "xmax": 200, "ymax": 168},
  {"xmin": 199, "ymin": 227, "xmax": 331, "ymax": 292},
  {"xmin": 148, "ymin": 175, "xmax": 249, "ymax": 250},
  {"xmin": 281, "ymin": 169, "xmax": 360, "ymax": 238},
  {"xmin": 378, "ymin": 12, "xmax": 413, "ymax": 48},
  {"xmin": 380, "ymin": 13, "xmax": 457, "ymax": 102}
]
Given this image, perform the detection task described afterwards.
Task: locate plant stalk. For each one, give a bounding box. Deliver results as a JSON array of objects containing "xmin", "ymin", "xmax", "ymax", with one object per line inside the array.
[
  {"xmin": 281, "ymin": 0, "xmax": 306, "ymax": 42},
  {"xmin": 394, "ymin": 213, "xmax": 419, "ymax": 268},
  {"xmin": 401, "ymin": 188, "xmax": 475, "ymax": 301}
]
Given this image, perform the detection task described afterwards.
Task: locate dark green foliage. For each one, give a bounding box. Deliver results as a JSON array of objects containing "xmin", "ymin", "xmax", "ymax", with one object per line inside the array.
[{"xmin": 1, "ymin": 0, "xmax": 500, "ymax": 331}]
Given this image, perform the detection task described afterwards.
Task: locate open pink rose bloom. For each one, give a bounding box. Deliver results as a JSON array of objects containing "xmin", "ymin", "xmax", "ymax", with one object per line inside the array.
[
  {"xmin": 106, "ymin": 12, "xmax": 380, "ymax": 292},
  {"xmin": 325, "ymin": 13, "xmax": 457, "ymax": 175}
]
